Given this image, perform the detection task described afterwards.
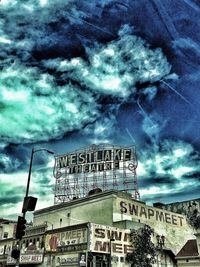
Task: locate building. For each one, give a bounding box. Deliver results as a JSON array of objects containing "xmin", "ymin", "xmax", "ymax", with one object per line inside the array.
[
  {"xmin": 176, "ymin": 239, "xmax": 200, "ymax": 267},
  {"xmin": 154, "ymin": 198, "xmax": 200, "ymax": 267},
  {"xmin": 175, "ymin": 230, "xmax": 200, "ymax": 266},
  {"xmin": 0, "ymin": 191, "xmax": 198, "ymax": 266},
  {"xmin": 2, "ymin": 190, "xmax": 195, "ymax": 266},
  {"xmin": 0, "ymin": 219, "xmax": 17, "ymax": 267},
  {"xmin": 1, "ymin": 144, "xmax": 199, "ymax": 266}
]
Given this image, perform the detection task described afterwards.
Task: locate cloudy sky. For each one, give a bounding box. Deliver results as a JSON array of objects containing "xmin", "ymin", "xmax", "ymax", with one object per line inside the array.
[{"xmin": 0, "ymin": 0, "xmax": 200, "ymax": 220}]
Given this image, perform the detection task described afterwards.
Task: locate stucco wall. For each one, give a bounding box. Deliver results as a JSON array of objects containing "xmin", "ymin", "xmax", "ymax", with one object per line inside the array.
[
  {"xmin": 34, "ymin": 194, "xmax": 114, "ymax": 230},
  {"xmin": 0, "ymin": 222, "xmax": 15, "ymax": 240},
  {"xmin": 177, "ymin": 257, "xmax": 200, "ymax": 267},
  {"xmin": 113, "ymin": 195, "xmax": 195, "ymax": 254}
]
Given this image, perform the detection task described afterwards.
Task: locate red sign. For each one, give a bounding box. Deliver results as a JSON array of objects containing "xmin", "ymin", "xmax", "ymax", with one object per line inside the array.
[{"xmin": 49, "ymin": 235, "xmax": 58, "ymax": 251}]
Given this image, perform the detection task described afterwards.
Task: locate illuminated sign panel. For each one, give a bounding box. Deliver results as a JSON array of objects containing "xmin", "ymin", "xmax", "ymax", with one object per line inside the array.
[{"xmin": 53, "ymin": 144, "xmax": 137, "ymax": 203}]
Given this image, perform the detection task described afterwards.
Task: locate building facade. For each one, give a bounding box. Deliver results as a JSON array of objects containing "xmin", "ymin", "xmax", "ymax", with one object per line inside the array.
[
  {"xmin": 0, "ymin": 219, "xmax": 17, "ymax": 267},
  {"xmin": 1, "ymin": 191, "xmax": 198, "ymax": 266}
]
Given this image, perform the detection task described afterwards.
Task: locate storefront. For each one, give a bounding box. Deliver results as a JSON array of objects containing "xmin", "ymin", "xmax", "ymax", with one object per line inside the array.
[
  {"xmin": 6, "ymin": 224, "xmax": 46, "ymax": 266},
  {"xmin": 88, "ymin": 223, "xmax": 133, "ymax": 267},
  {"xmin": 7, "ymin": 253, "xmax": 44, "ymax": 266},
  {"xmin": 0, "ymin": 256, "xmax": 7, "ymax": 267},
  {"xmin": 0, "ymin": 238, "xmax": 13, "ymax": 267},
  {"xmin": 44, "ymin": 223, "xmax": 88, "ymax": 267}
]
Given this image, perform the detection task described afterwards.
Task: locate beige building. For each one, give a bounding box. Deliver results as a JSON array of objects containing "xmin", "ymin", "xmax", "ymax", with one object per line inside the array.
[
  {"xmin": 175, "ymin": 231, "xmax": 200, "ymax": 267},
  {"xmin": 0, "ymin": 219, "xmax": 16, "ymax": 241},
  {"xmin": 32, "ymin": 190, "xmax": 194, "ymax": 266},
  {"xmin": 0, "ymin": 219, "xmax": 17, "ymax": 267},
  {"xmin": 1, "ymin": 190, "xmax": 198, "ymax": 266}
]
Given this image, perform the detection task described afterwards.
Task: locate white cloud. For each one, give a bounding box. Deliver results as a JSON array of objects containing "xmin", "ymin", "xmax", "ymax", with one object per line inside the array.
[
  {"xmin": 44, "ymin": 25, "xmax": 171, "ymax": 98},
  {"xmin": 0, "ymin": 62, "xmax": 98, "ymax": 144}
]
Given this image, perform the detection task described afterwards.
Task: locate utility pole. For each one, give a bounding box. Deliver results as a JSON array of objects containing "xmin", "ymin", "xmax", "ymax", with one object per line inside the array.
[
  {"xmin": 13, "ymin": 148, "xmax": 54, "ymax": 267},
  {"xmin": 109, "ymin": 238, "xmax": 115, "ymax": 267}
]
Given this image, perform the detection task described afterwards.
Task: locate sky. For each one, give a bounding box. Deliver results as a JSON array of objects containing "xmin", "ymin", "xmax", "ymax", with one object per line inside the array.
[{"xmin": 0, "ymin": 0, "xmax": 200, "ymax": 220}]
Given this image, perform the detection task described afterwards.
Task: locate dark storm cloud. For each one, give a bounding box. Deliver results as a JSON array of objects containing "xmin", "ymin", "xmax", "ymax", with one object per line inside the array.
[
  {"xmin": 138, "ymin": 139, "xmax": 200, "ymax": 201},
  {"xmin": 0, "ymin": 144, "xmax": 53, "ymax": 173},
  {"xmin": 143, "ymin": 184, "xmax": 200, "ymax": 204},
  {"xmin": 0, "ymin": 0, "xmax": 172, "ymax": 146},
  {"xmin": 30, "ymin": 167, "xmax": 54, "ymax": 197},
  {"xmin": 0, "ymin": 196, "xmax": 21, "ymax": 205},
  {"xmin": 0, "ymin": 181, "xmax": 24, "ymax": 207},
  {"xmin": 0, "ymin": 152, "xmax": 21, "ymax": 173},
  {"xmin": 140, "ymin": 176, "xmax": 176, "ymax": 189}
]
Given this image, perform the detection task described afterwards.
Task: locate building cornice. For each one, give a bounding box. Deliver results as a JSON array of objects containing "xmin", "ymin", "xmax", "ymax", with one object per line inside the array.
[{"xmin": 34, "ymin": 190, "xmax": 144, "ymax": 215}]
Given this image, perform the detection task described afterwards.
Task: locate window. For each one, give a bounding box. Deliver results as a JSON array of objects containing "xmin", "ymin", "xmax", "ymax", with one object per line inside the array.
[
  {"xmin": 3, "ymin": 232, "xmax": 8, "ymax": 238},
  {"xmin": 120, "ymin": 257, "xmax": 124, "ymax": 262}
]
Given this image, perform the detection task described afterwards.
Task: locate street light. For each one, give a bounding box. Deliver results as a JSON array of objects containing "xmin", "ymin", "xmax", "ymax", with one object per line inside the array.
[
  {"xmin": 24, "ymin": 148, "xmax": 54, "ymax": 213},
  {"xmin": 14, "ymin": 147, "xmax": 54, "ymax": 267}
]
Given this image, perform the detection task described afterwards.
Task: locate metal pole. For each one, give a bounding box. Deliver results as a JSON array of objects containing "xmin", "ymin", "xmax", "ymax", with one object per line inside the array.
[
  {"xmin": 25, "ymin": 148, "xmax": 34, "ymax": 199},
  {"xmin": 15, "ymin": 148, "xmax": 54, "ymax": 267},
  {"xmin": 15, "ymin": 149, "xmax": 34, "ymax": 267},
  {"xmin": 109, "ymin": 239, "xmax": 114, "ymax": 267},
  {"xmin": 45, "ymin": 221, "xmax": 54, "ymax": 266}
]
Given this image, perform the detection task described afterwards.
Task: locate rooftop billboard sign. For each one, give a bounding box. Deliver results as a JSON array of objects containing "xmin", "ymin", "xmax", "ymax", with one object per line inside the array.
[{"xmin": 53, "ymin": 144, "xmax": 139, "ymax": 203}]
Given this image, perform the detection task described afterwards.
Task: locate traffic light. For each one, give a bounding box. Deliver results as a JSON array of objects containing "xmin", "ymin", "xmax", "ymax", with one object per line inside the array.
[
  {"xmin": 11, "ymin": 249, "xmax": 20, "ymax": 259},
  {"xmin": 22, "ymin": 196, "xmax": 37, "ymax": 213},
  {"xmin": 15, "ymin": 216, "xmax": 26, "ymax": 240}
]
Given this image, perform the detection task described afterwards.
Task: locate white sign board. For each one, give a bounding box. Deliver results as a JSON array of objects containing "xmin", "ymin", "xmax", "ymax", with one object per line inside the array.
[
  {"xmin": 7, "ymin": 254, "xmax": 43, "ymax": 265},
  {"xmin": 88, "ymin": 223, "xmax": 133, "ymax": 257}
]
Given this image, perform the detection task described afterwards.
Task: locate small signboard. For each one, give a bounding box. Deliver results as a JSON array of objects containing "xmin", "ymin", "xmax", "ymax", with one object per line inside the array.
[
  {"xmin": 45, "ymin": 228, "xmax": 87, "ymax": 252},
  {"xmin": 55, "ymin": 254, "xmax": 79, "ymax": 267},
  {"xmin": 7, "ymin": 253, "xmax": 43, "ymax": 265}
]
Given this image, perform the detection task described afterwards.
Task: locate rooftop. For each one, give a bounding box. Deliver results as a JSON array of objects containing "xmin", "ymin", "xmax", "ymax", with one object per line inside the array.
[
  {"xmin": 34, "ymin": 190, "xmax": 144, "ymax": 215},
  {"xmin": 176, "ymin": 239, "xmax": 199, "ymax": 258}
]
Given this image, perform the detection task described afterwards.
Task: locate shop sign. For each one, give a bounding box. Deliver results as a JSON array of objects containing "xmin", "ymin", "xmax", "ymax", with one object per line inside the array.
[
  {"xmin": 88, "ymin": 223, "xmax": 133, "ymax": 256},
  {"xmin": 117, "ymin": 199, "xmax": 186, "ymax": 227},
  {"xmin": 7, "ymin": 254, "xmax": 43, "ymax": 265},
  {"xmin": 55, "ymin": 254, "xmax": 79, "ymax": 267},
  {"xmin": 7, "ymin": 256, "xmax": 16, "ymax": 265},
  {"xmin": 20, "ymin": 254, "xmax": 43, "ymax": 264},
  {"xmin": 57, "ymin": 244, "xmax": 87, "ymax": 253},
  {"xmin": 45, "ymin": 228, "xmax": 87, "ymax": 252}
]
